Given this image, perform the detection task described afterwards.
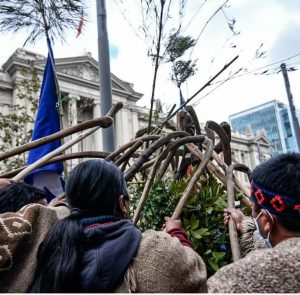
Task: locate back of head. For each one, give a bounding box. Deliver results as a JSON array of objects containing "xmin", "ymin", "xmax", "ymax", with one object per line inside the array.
[
  {"xmin": 251, "ymin": 153, "xmax": 300, "ymax": 232},
  {"xmin": 31, "ymin": 159, "xmax": 129, "ymax": 293},
  {"xmin": 0, "ymin": 183, "xmax": 46, "ymax": 213},
  {"xmin": 66, "ymin": 159, "xmax": 128, "ymax": 216}
]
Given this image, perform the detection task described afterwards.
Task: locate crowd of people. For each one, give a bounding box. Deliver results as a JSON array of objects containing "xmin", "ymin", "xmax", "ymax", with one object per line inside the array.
[{"xmin": 0, "ymin": 153, "xmax": 299, "ymax": 292}]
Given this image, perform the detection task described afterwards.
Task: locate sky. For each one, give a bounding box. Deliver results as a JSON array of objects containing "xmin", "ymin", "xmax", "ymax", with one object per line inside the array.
[{"xmin": 1, "ymin": 0, "xmax": 300, "ymax": 125}]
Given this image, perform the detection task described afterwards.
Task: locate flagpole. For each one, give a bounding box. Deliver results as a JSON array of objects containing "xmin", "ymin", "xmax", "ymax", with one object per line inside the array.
[{"xmin": 96, "ymin": 0, "xmax": 115, "ymax": 152}]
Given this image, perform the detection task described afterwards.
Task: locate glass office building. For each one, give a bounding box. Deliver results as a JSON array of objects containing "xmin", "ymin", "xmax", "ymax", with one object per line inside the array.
[{"xmin": 229, "ymin": 100, "xmax": 300, "ymax": 155}]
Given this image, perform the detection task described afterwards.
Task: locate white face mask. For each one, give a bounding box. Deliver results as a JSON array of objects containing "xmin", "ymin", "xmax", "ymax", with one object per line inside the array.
[{"xmin": 253, "ymin": 210, "xmax": 274, "ymax": 248}]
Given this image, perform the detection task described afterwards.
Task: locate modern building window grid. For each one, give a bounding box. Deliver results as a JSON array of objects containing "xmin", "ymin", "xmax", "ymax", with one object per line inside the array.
[{"xmin": 229, "ymin": 100, "xmax": 299, "ymax": 155}]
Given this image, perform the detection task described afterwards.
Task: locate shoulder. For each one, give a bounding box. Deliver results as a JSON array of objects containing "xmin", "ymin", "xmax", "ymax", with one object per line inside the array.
[
  {"xmin": 208, "ymin": 238, "xmax": 300, "ymax": 293},
  {"xmin": 125, "ymin": 229, "xmax": 207, "ymax": 292},
  {"xmin": 140, "ymin": 229, "xmax": 194, "ymax": 256},
  {"xmin": 0, "ymin": 204, "xmax": 64, "ymax": 279},
  {"xmin": 48, "ymin": 197, "xmax": 69, "ymax": 220}
]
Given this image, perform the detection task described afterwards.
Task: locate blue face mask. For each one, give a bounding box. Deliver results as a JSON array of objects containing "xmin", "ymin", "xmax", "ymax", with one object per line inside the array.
[{"xmin": 253, "ymin": 210, "xmax": 273, "ymax": 248}]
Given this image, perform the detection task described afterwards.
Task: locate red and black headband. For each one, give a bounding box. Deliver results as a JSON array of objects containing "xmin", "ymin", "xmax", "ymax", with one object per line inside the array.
[{"xmin": 251, "ymin": 181, "xmax": 300, "ymax": 218}]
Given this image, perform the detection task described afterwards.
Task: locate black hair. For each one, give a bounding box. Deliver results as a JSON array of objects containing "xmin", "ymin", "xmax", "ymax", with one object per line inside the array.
[
  {"xmin": 30, "ymin": 159, "xmax": 129, "ymax": 292},
  {"xmin": 0, "ymin": 182, "xmax": 46, "ymax": 213},
  {"xmin": 251, "ymin": 153, "xmax": 300, "ymax": 232}
]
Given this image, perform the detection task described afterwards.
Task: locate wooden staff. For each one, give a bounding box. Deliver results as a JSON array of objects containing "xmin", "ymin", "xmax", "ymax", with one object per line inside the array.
[
  {"xmin": 0, "ymin": 117, "xmax": 112, "ymax": 162},
  {"xmin": 172, "ymin": 137, "xmax": 213, "ymax": 219},
  {"xmin": 177, "ymin": 112, "xmax": 251, "ymax": 206},
  {"xmin": 125, "ymin": 131, "xmax": 190, "ymax": 181},
  {"xmin": 206, "ymin": 120, "xmax": 232, "ymax": 166},
  {"xmin": 226, "ymin": 163, "xmax": 251, "ymax": 261},
  {"xmin": 12, "ymin": 103, "xmax": 123, "ymax": 182},
  {"xmin": 0, "ymin": 102, "xmax": 123, "ymax": 163},
  {"xmin": 133, "ymin": 135, "xmax": 207, "ymax": 225},
  {"xmin": 157, "ymin": 148, "xmax": 177, "ymax": 179},
  {"xmin": 12, "ymin": 120, "xmax": 111, "ymax": 182},
  {"xmin": 105, "ymin": 135, "xmax": 160, "ymax": 161},
  {"xmin": 185, "ymin": 143, "xmax": 251, "ymax": 206},
  {"xmin": 0, "ymin": 151, "xmax": 111, "ymax": 178},
  {"xmin": 115, "ymin": 140, "xmax": 144, "ymax": 166}
]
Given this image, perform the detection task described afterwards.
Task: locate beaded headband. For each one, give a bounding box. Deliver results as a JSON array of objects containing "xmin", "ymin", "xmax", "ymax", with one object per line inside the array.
[{"xmin": 251, "ymin": 181, "xmax": 300, "ymax": 218}]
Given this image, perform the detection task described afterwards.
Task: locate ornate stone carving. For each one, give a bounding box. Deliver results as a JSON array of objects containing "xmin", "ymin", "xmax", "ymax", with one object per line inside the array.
[{"xmin": 60, "ymin": 63, "xmax": 99, "ymax": 82}]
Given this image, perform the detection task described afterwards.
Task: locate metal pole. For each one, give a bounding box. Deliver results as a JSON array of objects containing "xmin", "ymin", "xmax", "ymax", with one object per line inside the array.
[
  {"xmin": 97, "ymin": 0, "xmax": 115, "ymax": 152},
  {"xmin": 280, "ymin": 63, "xmax": 300, "ymax": 152}
]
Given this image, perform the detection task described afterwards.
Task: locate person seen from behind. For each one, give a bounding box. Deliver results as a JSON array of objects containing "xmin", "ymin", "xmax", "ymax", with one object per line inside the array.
[
  {"xmin": 30, "ymin": 159, "xmax": 207, "ymax": 293},
  {"xmin": 208, "ymin": 153, "xmax": 300, "ymax": 293},
  {"xmin": 0, "ymin": 180, "xmax": 69, "ymax": 292}
]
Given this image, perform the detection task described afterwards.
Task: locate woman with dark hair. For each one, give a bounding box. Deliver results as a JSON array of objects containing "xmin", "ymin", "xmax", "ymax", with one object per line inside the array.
[
  {"xmin": 30, "ymin": 159, "xmax": 207, "ymax": 293},
  {"xmin": 208, "ymin": 153, "xmax": 300, "ymax": 293}
]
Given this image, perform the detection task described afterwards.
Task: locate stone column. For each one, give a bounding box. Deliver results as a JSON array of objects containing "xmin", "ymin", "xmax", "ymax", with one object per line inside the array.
[
  {"xmin": 68, "ymin": 94, "xmax": 79, "ymax": 169},
  {"xmin": 131, "ymin": 109, "xmax": 140, "ymax": 138},
  {"xmin": 114, "ymin": 109, "xmax": 123, "ymax": 148},
  {"xmin": 93, "ymin": 101, "xmax": 102, "ymax": 151}
]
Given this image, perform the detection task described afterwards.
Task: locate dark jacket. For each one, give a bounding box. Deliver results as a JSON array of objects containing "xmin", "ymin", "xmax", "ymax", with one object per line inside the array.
[{"xmin": 80, "ymin": 216, "xmax": 141, "ymax": 292}]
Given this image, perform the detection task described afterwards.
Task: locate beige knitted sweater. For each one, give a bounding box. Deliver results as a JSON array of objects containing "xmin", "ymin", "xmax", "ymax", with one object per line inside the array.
[
  {"xmin": 208, "ymin": 217, "xmax": 300, "ymax": 293},
  {"xmin": 116, "ymin": 230, "xmax": 207, "ymax": 293},
  {"xmin": 0, "ymin": 201, "xmax": 69, "ymax": 293}
]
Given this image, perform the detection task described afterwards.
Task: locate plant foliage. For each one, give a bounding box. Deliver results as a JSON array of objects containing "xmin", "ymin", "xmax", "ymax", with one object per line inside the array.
[
  {"xmin": 129, "ymin": 170, "xmax": 247, "ymax": 276},
  {"xmin": 0, "ymin": 61, "xmax": 40, "ymax": 171},
  {"xmin": 0, "ymin": 0, "xmax": 87, "ymax": 45},
  {"xmin": 164, "ymin": 32, "xmax": 198, "ymax": 89}
]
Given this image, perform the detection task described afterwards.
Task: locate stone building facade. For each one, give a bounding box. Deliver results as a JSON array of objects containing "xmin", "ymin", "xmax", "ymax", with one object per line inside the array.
[
  {"xmin": 0, "ymin": 48, "xmax": 270, "ymax": 186},
  {"xmin": 0, "ymin": 48, "xmax": 148, "ymax": 169},
  {"xmin": 230, "ymin": 130, "xmax": 270, "ymax": 184}
]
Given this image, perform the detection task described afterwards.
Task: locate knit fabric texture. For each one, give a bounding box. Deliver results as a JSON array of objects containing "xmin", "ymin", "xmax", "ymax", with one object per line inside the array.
[
  {"xmin": 208, "ymin": 235, "xmax": 300, "ymax": 293},
  {"xmin": 239, "ymin": 216, "xmax": 266, "ymax": 257},
  {"xmin": 115, "ymin": 229, "xmax": 207, "ymax": 293},
  {"xmin": 0, "ymin": 201, "xmax": 69, "ymax": 292}
]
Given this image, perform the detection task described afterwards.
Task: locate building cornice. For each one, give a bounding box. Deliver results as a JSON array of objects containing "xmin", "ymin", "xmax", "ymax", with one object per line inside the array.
[{"xmin": 2, "ymin": 48, "xmax": 143, "ymax": 102}]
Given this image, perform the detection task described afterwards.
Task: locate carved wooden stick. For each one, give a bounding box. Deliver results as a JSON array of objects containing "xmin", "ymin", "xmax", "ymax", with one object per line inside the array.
[
  {"xmin": 133, "ymin": 135, "xmax": 207, "ymax": 225},
  {"xmin": 12, "ymin": 103, "xmax": 123, "ymax": 181},
  {"xmin": 157, "ymin": 148, "xmax": 177, "ymax": 180},
  {"xmin": 226, "ymin": 164, "xmax": 241, "ymax": 262},
  {"xmin": 0, "ymin": 117, "xmax": 112, "ymax": 162},
  {"xmin": 177, "ymin": 113, "xmax": 251, "ymax": 205},
  {"xmin": 106, "ymin": 102, "xmax": 123, "ymax": 118},
  {"xmin": 172, "ymin": 137, "xmax": 213, "ymax": 219},
  {"xmin": 105, "ymin": 135, "xmax": 160, "ymax": 161},
  {"xmin": 115, "ymin": 140, "xmax": 143, "ymax": 166},
  {"xmin": 0, "ymin": 102, "xmax": 122, "ymax": 164},
  {"xmin": 138, "ymin": 158, "xmax": 157, "ymax": 172},
  {"xmin": 187, "ymin": 145, "xmax": 251, "ymax": 206},
  {"xmin": 125, "ymin": 131, "xmax": 189, "ymax": 181},
  {"xmin": 226, "ymin": 163, "xmax": 251, "ymax": 262},
  {"xmin": 12, "ymin": 125, "xmax": 106, "ymax": 181},
  {"xmin": 120, "ymin": 158, "xmax": 130, "ymax": 172},
  {"xmin": 0, "ymin": 151, "xmax": 111, "ymax": 178},
  {"xmin": 206, "ymin": 120, "xmax": 231, "ymax": 166}
]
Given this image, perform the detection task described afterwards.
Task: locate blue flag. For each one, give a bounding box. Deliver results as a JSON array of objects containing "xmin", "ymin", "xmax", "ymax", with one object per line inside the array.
[
  {"xmin": 25, "ymin": 40, "xmax": 63, "ymax": 200},
  {"xmin": 179, "ymin": 89, "xmax": 186, "ymax": 106}
]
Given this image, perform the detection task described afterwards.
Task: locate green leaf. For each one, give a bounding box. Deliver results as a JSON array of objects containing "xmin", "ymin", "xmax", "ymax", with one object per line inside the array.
[
  {"xmin": 190, "ymin": 230, "xmax": 202, "ymax": 239},
  {"xmin": 190, "ymin": 228, "xmax": 210, "ymax": 239},
  {"xmin": 212, "ymin": 251, "xmax": 226, "ymax": 260},
  {"xmin": 206, "ymin": 206, "xmax": 213, "ymax": 214},
  {"xmin": 183, "ymin": 218, "xmax": 190, "ymax": 228},
  {"xmin": 199, "ymin": 175, "xmax": 206, "ymax": 182},
  {"xmin": 191, "ymin": 219, "xmax": 199, "ymax": 230},
  {"xmin": 208, "ymin": 259, "xmax": 219, "ymax": 272},
  {"xmin": 190, "ymin": 214, "xmax": 197, "ymax": 226},
  {"xmin": 199, "ymin": 228, "xmax": 210, "ymax": 235},
  {"xmin": 186, "ymin": 194, "xmax": 197, "ymax": 205}
]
